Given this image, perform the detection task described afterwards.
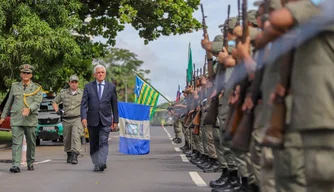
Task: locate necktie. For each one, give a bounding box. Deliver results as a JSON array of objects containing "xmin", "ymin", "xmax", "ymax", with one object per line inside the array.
[
  {"xmin": 98, "ymin": 83, "xmax": 102, "ymax": 100},
  {"xmin": 23, "ymin": 84, "xmax": 27, "ymax": 91}
]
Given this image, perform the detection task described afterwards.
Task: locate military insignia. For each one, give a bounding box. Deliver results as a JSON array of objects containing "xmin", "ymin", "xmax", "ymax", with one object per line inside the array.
[
  {"xmin": 311, "ymin": 0, "xmax": 323, "ymax": 6},
  {"xmin": 24, "ymin": 64, "xmax": 29, "ymax": 69}
]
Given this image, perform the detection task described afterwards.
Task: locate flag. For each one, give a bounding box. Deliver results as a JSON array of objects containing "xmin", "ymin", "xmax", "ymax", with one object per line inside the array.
[
  {"xmin": 118, "ymin": 102, "xmax": 150, "ymax": 155},
  {"xmin": 187, "ymin": 43, "xmax": 193, "ymax": 84},
  {"xmin": 134, "ymin": 76, "xmax": 160, "ymax": 118},
  {"xmin": 175, "ymin": 84, "xmax": 182, "ymax": 102}
]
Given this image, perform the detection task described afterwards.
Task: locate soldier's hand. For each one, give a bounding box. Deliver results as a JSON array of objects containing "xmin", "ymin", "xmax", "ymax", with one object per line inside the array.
[
  {"xmin": 201, "ymin": 38, "xmax": 209, "ymax": 49},
  {"xmin": 0, "ymin": 118, "xmax": 4, "ymax": 125},
  {"xmin": 242, "ymin": 97, "xmax": 254, "ymax": 111},
  {"xmin": 217, "ymin": 48, "xmax": 229, "ymax": 63},
  {"xmin": 21, "ymin": 108, "xmax": 30, "ymax": 117},
  {"xmin": 233, "ymin": 25, "xmax": 242, "ymax": 38},
  {"xmin": 82, "ymin": 119, "xmax": 87, "ymax": 128}
]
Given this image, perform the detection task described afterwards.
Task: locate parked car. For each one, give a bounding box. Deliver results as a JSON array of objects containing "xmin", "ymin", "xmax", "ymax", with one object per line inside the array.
[{"xmin": 36, "ymin": 97, "xmax": 64, "ymax": 145}]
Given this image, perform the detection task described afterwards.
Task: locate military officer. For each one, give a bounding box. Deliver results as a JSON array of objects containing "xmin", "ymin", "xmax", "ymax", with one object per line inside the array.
[
  {"xmin": 52, "ymin": 75, "xmax": 83, "ymax": 164},
  {"xmin": 0, "ymin": 64, "xmax": 42, "ymax": 173}
]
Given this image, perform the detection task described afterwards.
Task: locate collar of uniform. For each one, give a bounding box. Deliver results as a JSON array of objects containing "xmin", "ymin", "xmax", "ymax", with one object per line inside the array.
[
  {"xmin": 67, "ymin": 88, "xmax": 82, "ymax": 95},
  {"xmin": 21, "ymin": 81, "xmax": 31, "ymax": 87}
]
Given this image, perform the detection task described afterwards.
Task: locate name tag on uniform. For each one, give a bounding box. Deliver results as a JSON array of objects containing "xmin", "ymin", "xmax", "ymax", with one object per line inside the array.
[{"xmin": 310, "ymin": 0, "xmax": 323, "ymax": 6}]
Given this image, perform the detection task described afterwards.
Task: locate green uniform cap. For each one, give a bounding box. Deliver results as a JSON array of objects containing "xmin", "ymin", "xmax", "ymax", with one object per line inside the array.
[
  {"xmin": 248, "ymin": 10, "xmax": 258, "ymax": 26},
  {"xmin": 69, "ymin": 75, "xmax": 79, "ymax": 82},
  {"xmin": 19, "ymin": 64, "xmax": 34, "ymax": 73},
  {"xmin": 253, "ymin": 0, "xmax": 282, "ymax": 10}
]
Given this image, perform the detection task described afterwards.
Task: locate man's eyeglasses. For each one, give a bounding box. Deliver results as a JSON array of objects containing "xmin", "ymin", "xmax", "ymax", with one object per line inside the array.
[{"xmin": 21, "ymin": 72, "xmax": 32, "ymax": 75}]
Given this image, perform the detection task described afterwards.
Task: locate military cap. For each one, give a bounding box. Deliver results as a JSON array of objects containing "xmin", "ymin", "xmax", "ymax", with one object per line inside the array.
[
  {"xmin": 218, "ymin": 17, "xmax": 238, "ymax": 31},
  {"xmin": 19, "ymin": 64, "xmax": 34, "ymax": 73},
  {"xmin": 248, "ymin": 10, "xmax": 258, "ymax": 26},
  {"xmin": 212, "ymin": 35, "xmax": 224, "ymax": 54},
  {"xmin": 69, "ymin": 75, "xmax": 79, "ymax": 82},
  {"xmin": 253, "ymin": 0, "xmax": 282, "ymax": 10}
]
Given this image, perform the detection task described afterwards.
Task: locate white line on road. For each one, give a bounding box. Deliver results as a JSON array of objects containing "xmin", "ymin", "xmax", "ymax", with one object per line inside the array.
[
  {"xmin": 174, "ymin": 147, "xmax": 181, "ymax": 152},
  {"xmin": 180, "ymin": 154, "xmax": 189, "ymax": 162},
  {"xmin": 35, "ymin": 159, "xmax": 52, "ymax": 165},
  {"xmin": 189, "ymin": 172, "xmax": 207, "ymax": 187},
  {"xmin": 162, "ymin": 126, "xmax": 172, "ymax": 139}
]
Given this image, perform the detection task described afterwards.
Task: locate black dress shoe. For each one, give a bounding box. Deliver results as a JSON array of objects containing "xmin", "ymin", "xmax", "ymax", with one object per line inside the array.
[
  {"xmin": 93, "ymin": 165, "xmax": 100, "ymax": 172},
  {"xmin": 9, "ymin": 166, "xmax": 20, "ymax": 173},
  {"xmin": 99, "ymin": 164, "xmax": 107, "ymax": 171},
  {"xmin": 27, "ymin": 165, "xmax": 34, "ymax": 171},
  {"xmin": 67, "ymin": 152, "xmax": 73, "ymax": 163}
]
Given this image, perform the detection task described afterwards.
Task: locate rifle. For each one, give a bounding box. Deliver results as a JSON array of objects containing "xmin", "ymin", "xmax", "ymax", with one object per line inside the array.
[
  {"xmin": 261, "ymin": 37, "xmax": 295, "ymax": 148},
  {"xmin": 203, "ymin": 55, "xmax": 207, "ymax": 76},
  {"xmin": 200, "ymin": 4, "xmax": 214, "ymax": 81},
  {"xmin": 186, "ymin": 69, "xmax": 189, "ymax": 86},
  {"xmin": 231, "ymin": 0, "xmax": 270, "ymax": 152},
  {"xmin": 224, "ymin": 0, "xmax": 249, "ymax": 141},
  {"xmin": 203, "ymin": 4, "xmax": 230, "ymax": 125}
]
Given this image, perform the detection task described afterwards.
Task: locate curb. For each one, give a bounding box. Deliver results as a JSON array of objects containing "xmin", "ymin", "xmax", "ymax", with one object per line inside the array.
[{"xmin": 0, "ymin": 143, "xmax": 11, "ymax": 149}]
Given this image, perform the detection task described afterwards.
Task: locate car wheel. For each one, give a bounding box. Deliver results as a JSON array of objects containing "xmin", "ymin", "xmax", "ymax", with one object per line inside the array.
[{"xmin": 52, "ymin": 139, "xmax": 58, "ymax": 142}]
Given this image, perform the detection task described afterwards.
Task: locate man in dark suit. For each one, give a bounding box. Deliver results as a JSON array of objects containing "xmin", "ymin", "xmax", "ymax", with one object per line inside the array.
[{"xmin": 81, "ymin": 64, "xmax": 119, "ymax": 172}]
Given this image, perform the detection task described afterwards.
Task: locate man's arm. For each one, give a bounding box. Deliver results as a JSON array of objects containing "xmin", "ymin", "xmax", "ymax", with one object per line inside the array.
[
  {"xmin": 80, "ymin": 84, "xmax": 89, "ymax": 121},
  {"xmin": 28, "ymin": 85, "xmax": 43, "ymax": 113},
  {"xmin": 111, "ymin": 85, "xmax": 119, "ymax": 123},
  {"xmin": 52, "ymin": 92, "xmax": 62, "ymax": 112}
]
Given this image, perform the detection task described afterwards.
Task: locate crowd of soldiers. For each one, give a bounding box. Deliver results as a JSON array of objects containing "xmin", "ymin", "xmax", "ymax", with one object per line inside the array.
[{"xmin": 169, "ymin": 0, "xmax": 333, "ymax": 192}]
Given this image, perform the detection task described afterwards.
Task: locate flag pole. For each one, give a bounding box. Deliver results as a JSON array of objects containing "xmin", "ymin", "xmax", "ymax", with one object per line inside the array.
[{"xmin": 132, "ymin": 70, "xmax": 171, "ymax": 104}]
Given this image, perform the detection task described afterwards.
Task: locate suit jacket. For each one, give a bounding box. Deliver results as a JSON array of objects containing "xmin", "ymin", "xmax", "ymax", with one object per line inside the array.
[{"xmin": 81, "ymin": 80, "xmax": 119, "ymax": 127}]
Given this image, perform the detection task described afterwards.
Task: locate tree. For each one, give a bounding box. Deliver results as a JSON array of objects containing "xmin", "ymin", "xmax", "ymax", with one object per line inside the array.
[
  {"xmin": 0, "ymin": 1, "xmax": 106, "ymax": 92},
  {"xmin": 96, "ymin": 47, "xmax": 149, "ymax": 102},
  {"xmin": 78, "ymin": 0, "xmax": 202, "ymax": 45}
]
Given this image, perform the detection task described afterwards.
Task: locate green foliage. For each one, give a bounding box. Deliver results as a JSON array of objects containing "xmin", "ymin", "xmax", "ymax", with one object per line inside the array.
[
  {"xmin": 96, "ymin": 47, "xmax": 150, "ymax": 102},
  {"xmin": 78, "ymin": 0, "xmax": 202, "ymax": 45},
  {"xmin": 0, "ymin": 0, "xmax": 202, "ymax": 92}
]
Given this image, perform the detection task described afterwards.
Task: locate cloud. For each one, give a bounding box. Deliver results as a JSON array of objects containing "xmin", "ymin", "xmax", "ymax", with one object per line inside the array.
[{"xmin": 94, "ymin": 1, "xmax": 258, "ymax": 104}]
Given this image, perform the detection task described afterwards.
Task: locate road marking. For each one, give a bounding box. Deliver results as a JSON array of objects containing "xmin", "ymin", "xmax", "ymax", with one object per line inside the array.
[
  {"xmin": 189, "ymin": 172, "xmax": 207, "ymax": 187},
  {"xmin": 21, "ymin": 159, "xmax": 52, "ymax": 167},
  {"xmin": 180, "ymin": 154, "xmax": 189, "ymax": 162},
  {"xmin": 162, "ymin": 126, "xmax": 172, "ymax": 139},
  {"xmin": 174, "ymin": 147, "xmax": 181, "ymax": 152},
  {"xmin": 108, "ymin": 138, "xmax": 111, "ymax": 141}
]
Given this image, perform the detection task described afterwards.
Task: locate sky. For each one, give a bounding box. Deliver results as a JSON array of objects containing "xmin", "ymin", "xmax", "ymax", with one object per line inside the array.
[{"xmin": 94, "ymin": 0, "xmax": 258, "ymax": 104}]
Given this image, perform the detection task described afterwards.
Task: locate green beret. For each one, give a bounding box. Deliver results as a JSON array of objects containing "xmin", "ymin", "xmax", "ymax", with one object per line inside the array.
[
  {"xmin": 19, "ymin": 64, "xmax": 34, "ymax": 73},
  {"xmin": 254, "ymin": 0, "xmax": 282, "ymax": 10}
]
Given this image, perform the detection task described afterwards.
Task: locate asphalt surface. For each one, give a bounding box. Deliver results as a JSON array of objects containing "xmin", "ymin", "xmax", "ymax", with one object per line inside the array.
[{"xmin": 0, "ymin": 126, "xmax": 220, "ymax": 192}]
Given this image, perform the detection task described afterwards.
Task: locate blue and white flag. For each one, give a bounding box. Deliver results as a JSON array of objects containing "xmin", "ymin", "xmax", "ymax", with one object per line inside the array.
[{"xmin": 118, "ymin": 102, "xmax": 150, "ymax": 155}]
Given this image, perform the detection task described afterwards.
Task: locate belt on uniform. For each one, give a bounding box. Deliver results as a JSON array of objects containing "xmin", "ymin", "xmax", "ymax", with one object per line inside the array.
[{"xmin": 62, "ymin": 116, "xmax": 80, "ymax": 120}]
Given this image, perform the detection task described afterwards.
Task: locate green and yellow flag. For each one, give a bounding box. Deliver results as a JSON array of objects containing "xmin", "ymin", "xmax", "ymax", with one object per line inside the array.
[{"xmin": 134, "ymin": 76, "xmax": 160, "ymax": 118}]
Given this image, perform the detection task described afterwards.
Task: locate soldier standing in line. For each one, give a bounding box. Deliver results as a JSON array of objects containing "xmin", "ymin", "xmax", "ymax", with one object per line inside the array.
[
  {"xmin": 52, "ymin": 75, "xmax": 83, "ymax": 164},
  {"xmin": 0, "ymin": 64, "xmax": 42, "ymax": 173}
]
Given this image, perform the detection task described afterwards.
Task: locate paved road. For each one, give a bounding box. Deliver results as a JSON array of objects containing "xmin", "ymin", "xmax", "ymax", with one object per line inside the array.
[{"xmin": 0, "ymin": 126, "xmax": 220, "ymax": 192}]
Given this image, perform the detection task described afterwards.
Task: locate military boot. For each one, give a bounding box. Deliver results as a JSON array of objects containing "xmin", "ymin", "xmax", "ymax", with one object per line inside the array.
[
  {"xmin": 211, "ymin": 170, "xmax": 240, "ymax": 192},
  {"xmin": 71, "ymin": 153, "xmax": 79, "ymax": 164},
  {"xmin": 203, "ymin": 159, "xmax": 221, "ymax": 173},
  {"xmin": 67, "ymin": 152, "xmax": 73, "ymax": 163},
  {"xmin": 209, "ymin": 168, "xmax": 229, "ymax": 188},
  {"xmin": 193, "ymin": 154, "xmax": 207, "ymax": 165},
  {"xmin": 198, "ymin": 157, "xmax": 213, "ymax": 169}
]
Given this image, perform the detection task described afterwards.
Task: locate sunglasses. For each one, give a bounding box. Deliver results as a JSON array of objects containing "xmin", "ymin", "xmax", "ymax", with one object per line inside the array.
[
  {"xmin": 70, "ymin": 81, "xmax": 78, "ymax": 83},
  {"xmin": 22, "ymin": 72, "xmax": 32, "ymax": 75}
]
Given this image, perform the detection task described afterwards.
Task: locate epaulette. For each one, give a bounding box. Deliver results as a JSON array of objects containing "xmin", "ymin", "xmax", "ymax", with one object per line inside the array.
[{"xmin": 12, "ymin": 82, "xmax": 19, "ymax": 85}]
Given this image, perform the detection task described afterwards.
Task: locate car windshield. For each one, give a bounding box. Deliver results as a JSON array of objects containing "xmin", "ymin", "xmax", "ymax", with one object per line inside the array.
[{"xmin": 39, "ymin": 97, "xmax": 55, "ymax": 112}]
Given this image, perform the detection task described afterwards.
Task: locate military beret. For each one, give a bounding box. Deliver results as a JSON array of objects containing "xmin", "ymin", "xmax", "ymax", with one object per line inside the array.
[
  {"xmin": 254, "ymin": 0, "xmax": 282, "ymax": 10},
  {"xmin": 248, "ymin": 10, "xmax": 258, "ymax": 26},
  {"xmin": 19, "ymin": 64, "xmax": 34, "ymax": 73},
  {"xmin": 69, "ymin": 75, "xmax": 79, "ymax": 82}
]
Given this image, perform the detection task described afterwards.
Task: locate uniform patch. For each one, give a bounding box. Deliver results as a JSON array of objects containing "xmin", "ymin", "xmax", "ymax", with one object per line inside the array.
[{"xmin": 310, "ymin": 0, "xmax": 323, "ymax": 6}]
